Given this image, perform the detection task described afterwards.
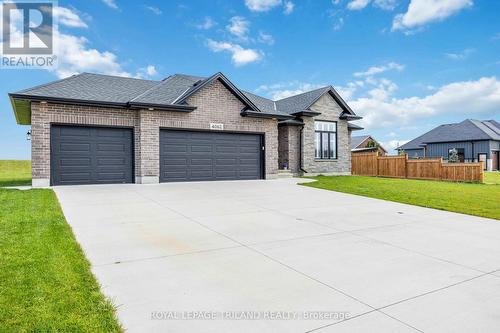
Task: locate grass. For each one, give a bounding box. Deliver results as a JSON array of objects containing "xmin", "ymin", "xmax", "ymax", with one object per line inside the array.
[
  {"xmin": 484, "ymin": 172, "xmax": 500, "ymax": 185},
  {"xmin": 302, "ymin": 175, "xmax": 500, "ymax": 220},
  {"xmin": 0, "ymin": 160, "xmax": 31, "ymax": 187},
  {"xmin": 0, "ymin": 188, "xmax": 122, "ymax": 330}
]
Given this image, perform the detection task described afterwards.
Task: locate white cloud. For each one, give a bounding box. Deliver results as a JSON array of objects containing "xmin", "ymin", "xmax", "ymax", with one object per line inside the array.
[
  {"xmin": 333, "ymin": 17, "xmax": 345, "ymax": 31},
  {"xmin": 196, "ymin": 17, "xmax": 216, "ymax": 30},
  {"xmin": 52, "ymin": 7, "xmax": 88, "ymax": 28},
  {"xmin": 392, "ymin": 0, "xmax": 473, "ymax": 32},
  {"xmin": 258, "ymin": 31, "xmax": 275, "ymax": 45},
  {"xmin": 206, "ymin": 39, "xmax": 263, "ymax": 66},
  {"xmin": 350, "ymin": 77, "xmax": 500, "ymax": 129},
  {"xmin": 102, "ymin": 0, "xmax": 119, "ymax": 10},
  {"xmin": 445, "ymin": 48, "xmax": 475, "ymax": 60},
  {"xmin": 145, "ymin": 6, "xmax": 162, "ymax": 15},
  {"xmin": 283, "ymin": 1, "xmax": 295, "ymax": 14},
  {"xmin": 256, "ymin": 81, "xmax": 326, "ymax": 100},
  {"xmin": 373, "ymin": 0, "xmax": 398, "ymax": 10},
  {"xmin": 381, "ymin": 139, "xmax": 410, "ymax": 152},
  {"xmin": 227, "ymin": 16, "xmax": 250, "ymax": 40},
  {"xmin": 347, "ymin": 0, "xmax": 371, "ymax": 10},
  {"xmin": 354, "ymin": 62, "xmax": 404, "ymax": 77},
  {"xmin": 245, "ymin": 0, "xmax": 282, "ymax": 12},
  {"xmin": 52, "ymin": 32, "xmax": 130, "ymax": 78},
  {"xmin": 136, "ymin": 65, "xmax": 158, "ymax": 78}
]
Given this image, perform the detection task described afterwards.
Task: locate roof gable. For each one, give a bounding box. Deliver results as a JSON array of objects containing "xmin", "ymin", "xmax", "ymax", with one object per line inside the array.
[{"xmin": 351, "ymin": 135, "xmax": 370, "ymax": 149}]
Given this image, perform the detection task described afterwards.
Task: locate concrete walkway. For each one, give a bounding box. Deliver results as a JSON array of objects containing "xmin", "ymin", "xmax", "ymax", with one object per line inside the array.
[{"xmin": 54, "ymin": 179, "xmax": 500, "ymax": 332}]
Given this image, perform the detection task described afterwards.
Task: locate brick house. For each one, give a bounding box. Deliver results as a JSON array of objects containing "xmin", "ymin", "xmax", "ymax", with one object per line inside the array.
[{"xmin": 9, "ymin": 72, "xmax": 362, "ymax": 187}]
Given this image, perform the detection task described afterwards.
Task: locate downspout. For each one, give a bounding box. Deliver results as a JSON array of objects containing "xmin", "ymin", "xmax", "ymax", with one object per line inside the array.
[
  {"xmin": 471, "ymin": 141, "xmax": 474, "ymax": 162},
  {"xmin": 299, "ymin": 124, "xmax": 308, "ymax": 174}
]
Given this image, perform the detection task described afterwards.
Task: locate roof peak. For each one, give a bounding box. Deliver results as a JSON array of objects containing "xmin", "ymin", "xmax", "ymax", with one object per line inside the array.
[{"xmin": 275, "ymin": 86, "xmax": 330, "ymax": 102}]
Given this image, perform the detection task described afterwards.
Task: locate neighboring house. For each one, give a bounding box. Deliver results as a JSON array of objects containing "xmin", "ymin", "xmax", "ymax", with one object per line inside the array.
[
  {"xmin": 397, "ymin": 119, "xmax": 500, "ymax": 171},
  {"xmin": 9, "ymin": 72, "xmax": 362, "ymax": 187},
  {"xmin": 351, "ymin": 135, "xmax": 387, "ymax": 156}
]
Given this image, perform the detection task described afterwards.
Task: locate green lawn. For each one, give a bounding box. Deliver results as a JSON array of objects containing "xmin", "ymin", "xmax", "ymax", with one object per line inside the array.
[
  {"xmin": 302, "ymin": 176, "xmax": 500, "ymax": 220},
  {"xmin": 484, "ymin": 172, "xmax": 500, "ymax": 185},
  {"xmin": 0, "ymin": 160, "xmax": 31, "ymax": 187},
  {"xmin": 0, "ymin": 178, "xmax": 122, "ymax": 330}
]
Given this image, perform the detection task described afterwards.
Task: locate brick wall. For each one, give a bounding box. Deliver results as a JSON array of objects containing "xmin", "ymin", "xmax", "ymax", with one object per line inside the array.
[
  {"xmin": 301, "ymin": 93, "xmax": 351, "ymax": 175},
  {"xmin": 31, "ymin": 102, "xmax": 138, "ymax": 185},
  {"xmin": 30, "ymin": 78, "xmax": 278, "ymax": 185}
]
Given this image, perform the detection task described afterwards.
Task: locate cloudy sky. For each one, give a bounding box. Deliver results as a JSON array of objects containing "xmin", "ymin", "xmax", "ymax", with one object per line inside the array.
[{"xmin": 1, "ymin": 0, "xmax": 499, "ymax": 158}]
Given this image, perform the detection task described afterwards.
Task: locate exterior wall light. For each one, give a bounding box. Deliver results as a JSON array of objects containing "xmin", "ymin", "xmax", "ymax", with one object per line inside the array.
[{"xmin": 26, "ymin": 130, "xmax": 32, "ymax": 141}]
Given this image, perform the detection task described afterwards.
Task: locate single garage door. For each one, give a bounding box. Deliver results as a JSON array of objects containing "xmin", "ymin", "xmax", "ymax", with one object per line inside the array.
[
  {"xmin": 51, "ymin": 125, "xmax": 134, "ymax": 186},
  {"xmin": 160, "ymin": 129, "xmax": 263, "ymax": 182}
]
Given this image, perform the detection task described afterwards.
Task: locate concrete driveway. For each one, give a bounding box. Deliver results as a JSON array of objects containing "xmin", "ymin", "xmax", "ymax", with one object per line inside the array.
[{"xmin": 54, "ymin": 179, "xmax": 500, "ymax": 332}]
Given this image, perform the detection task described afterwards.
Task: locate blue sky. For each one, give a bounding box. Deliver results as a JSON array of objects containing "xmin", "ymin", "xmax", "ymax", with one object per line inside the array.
[{"xmin": 1, "ymin": 0, "xmax": 499, "ymax": 158}]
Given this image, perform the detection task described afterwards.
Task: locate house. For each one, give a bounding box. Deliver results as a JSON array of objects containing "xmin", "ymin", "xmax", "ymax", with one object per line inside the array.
[
  {"xmin": 351, "ymin": 135, "xmax": 387, "ymax": 156},
  {"xmin": 398, "ymin": 119, "xmax": 500, "ymax": 171},
  {"xmin": 9, "ymin": 72, "xmax": 362, "ymax": 187}
]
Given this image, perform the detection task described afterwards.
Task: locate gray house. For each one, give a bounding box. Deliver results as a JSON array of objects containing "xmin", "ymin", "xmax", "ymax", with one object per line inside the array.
[
  {"xmin": 9, "ymin": 72, "xmax": 362, "ymax": 187},
  {"xmin": 398, "ymin": 119, "xmax": 500, "ymax": 171}
]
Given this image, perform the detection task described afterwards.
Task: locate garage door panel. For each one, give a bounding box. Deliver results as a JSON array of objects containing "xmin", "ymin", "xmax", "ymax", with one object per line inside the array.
[
  {"xmin": 97, "ymin": 143, "xmax": 128, "ymax": 152},
  {"xmin": 51, "ymin": 125, "xmax": 133, "ymax": 186},
  {"xmin": 59, "ymin": 126, "xmax": 91, "ymax": 137},
  {"xmin": 191, "ymin": 145, "xmax": 213, "ymax": 153},
  {"xmin": 59, "ymin": 142, "xmax": 91, "ymax": 153},
  {"xmin": 58, "ymin": 158, "xmax": 91, "ymax": 167},
  {"xmin": 160, "ymin": 130, "xmax": 262, "ymax": 182}
]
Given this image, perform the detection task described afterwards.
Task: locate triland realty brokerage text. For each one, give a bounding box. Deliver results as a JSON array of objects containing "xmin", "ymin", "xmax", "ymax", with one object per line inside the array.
[{"xmin": 151, "ymin": 311, "xmax": 351, "ymax": 321}]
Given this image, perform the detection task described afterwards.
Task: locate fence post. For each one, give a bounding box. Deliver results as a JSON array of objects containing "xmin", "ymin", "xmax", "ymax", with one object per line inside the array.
[
  {"xmin": 439, "ymin": 157, "xmax": 443, "ymax": 181},
  {"xmin": 404, "ymin": 154, "xmax": 408, "ymax": 179},
  {"xmin": 479, "ymin": 161, "xmax": 484, "ymax": 183},
  {"xmin": 375, "ymin": 151, "xmax": 379, "ymax": 176}
]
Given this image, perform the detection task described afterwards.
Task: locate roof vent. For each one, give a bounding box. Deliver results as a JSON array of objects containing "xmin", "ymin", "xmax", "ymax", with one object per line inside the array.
[{"xmin": 193, "ymin": 80, "xmax": 203, "ymax": 87}]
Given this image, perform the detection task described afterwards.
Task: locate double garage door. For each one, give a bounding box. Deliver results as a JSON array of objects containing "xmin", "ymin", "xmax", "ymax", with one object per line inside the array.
[{"xmin": 50, "ymin": 125, "xmax": 263, "ymax": 185}]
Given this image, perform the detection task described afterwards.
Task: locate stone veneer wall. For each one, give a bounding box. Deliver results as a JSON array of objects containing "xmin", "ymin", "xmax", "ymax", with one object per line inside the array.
[
  {"xmin": 278, "ymin": 125, "xmax": 300, "ymax": 174},
  {"xmin": 30, "ymin": 79, "xmax": 278, "ymax": 186},
  {"xmin": 301, "ymin": 93, "xmax": 351, "ymax": 175}
]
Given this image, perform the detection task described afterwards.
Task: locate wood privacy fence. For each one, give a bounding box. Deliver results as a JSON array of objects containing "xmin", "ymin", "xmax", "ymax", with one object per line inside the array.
[{"xmin": 351, "ymin": 152, "xmax": 484, "ymax": 183}]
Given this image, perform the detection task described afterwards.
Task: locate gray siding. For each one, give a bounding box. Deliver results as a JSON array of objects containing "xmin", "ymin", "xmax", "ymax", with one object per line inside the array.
[
  {"xmin": 405, "ymin": 148, "xmax": 425, "ymax": 159},
  {"xmin": 490, "ymin": 140, "xmax": 500, "ymax": 151},
  {"xmin": 426, "ymin": 141, "xmax": 491, "ymax": 160}
]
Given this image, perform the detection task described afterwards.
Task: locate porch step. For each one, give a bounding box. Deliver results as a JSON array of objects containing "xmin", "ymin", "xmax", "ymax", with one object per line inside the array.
[{"xmin": 277, "ymin": 170, "xmax": 294, "ymax": 178}]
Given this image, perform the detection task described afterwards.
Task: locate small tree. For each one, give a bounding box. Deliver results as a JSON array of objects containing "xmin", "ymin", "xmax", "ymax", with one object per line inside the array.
[
  {"xmin": 398, "ymin": 149, "xmax": 406, "ymax": 156},
  {"xmin": 448, "ymin": 148, "xmax": 459, "ymax": 163},
  {"xmin": 366, "ymin": 139, "xmax": 378, "ymax": 148}
]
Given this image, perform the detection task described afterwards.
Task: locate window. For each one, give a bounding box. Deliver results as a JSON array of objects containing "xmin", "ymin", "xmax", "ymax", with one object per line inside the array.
[
  {"xmin": 314, "ymin": 121, "xmax": 337, "ymax": 159},
  {"xmin": 448, "ymin": 148, "xmax": 465, "ymax": 162}
]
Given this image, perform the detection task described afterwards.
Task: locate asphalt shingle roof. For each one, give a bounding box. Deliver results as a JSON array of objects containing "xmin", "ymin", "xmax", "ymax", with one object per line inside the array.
[
  {"xmin": 130, "ymin": 74, "xmax": 204, "ymax": 105},
  {"xmin": 16, "ymin": 73, "xmax": 159, "ymax": 104},
  {"xmin": 12, "ymin": 72, "xmax": 358, "ymax": 119},
  {"xmin": 275, "ymin": 87, "xmax": 330, "ymax": 115},
  {"xmin": 399, "ymin": 119, "xmax": 500, "ymax": 150}
]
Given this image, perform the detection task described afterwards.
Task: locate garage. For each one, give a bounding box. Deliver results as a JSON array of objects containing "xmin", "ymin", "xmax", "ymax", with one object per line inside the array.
[
  {"xmin": 50, "ymin": 125, "xmax": 134, "ymax": 186},
  {"xmin": 160, "ymin": 129, "xmax": 263, "ymax": 182}
]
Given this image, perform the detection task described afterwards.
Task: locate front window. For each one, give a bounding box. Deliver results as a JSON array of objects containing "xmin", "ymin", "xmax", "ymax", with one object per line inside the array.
[{"xmin": 314, "ymin": 121, "xmax": 337, "ymax": 159}]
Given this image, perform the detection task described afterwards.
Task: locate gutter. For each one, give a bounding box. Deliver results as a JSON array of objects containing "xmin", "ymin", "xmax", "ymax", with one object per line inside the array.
[{"xmin": 240, "ymin": 109, "xmax": 293, "ymax": 121}]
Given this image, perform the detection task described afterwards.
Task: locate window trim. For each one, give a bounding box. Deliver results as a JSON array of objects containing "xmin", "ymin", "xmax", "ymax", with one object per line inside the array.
[{"xmin": 314, "ymin": 120, "xmax": 338, "ymax": 160}]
